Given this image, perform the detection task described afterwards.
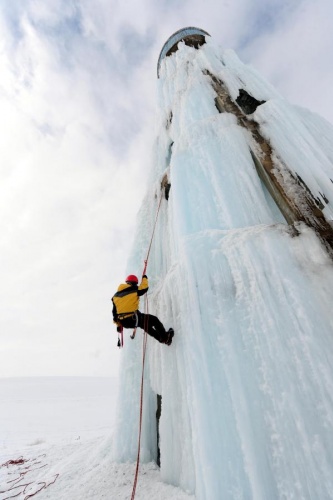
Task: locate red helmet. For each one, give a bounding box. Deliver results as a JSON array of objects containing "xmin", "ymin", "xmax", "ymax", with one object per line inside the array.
[{"xmin": 126, "ymin": 274, "xmax": 138, "ymax": 284}]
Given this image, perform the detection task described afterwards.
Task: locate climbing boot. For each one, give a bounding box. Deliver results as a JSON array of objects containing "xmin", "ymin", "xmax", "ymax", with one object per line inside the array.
[{"xmin": 165, "ymin": 328, "xmax": 174, "ymax": 346}]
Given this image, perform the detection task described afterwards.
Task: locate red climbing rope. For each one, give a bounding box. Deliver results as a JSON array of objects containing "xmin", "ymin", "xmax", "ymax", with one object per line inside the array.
[
  {"xmin": 143, "ymin": 191, "xmax": 164, "ymax": 275},
  {"xmin": 130, "ymin": 191, "xmax": 164, "ymax": 500},
  {"xmin": 0, "ymin": 455, "xmax": 59, "ymax": 500},
  {"xmin": 130, "ymin": 297, "xmax": 149, "ymax": 500}
]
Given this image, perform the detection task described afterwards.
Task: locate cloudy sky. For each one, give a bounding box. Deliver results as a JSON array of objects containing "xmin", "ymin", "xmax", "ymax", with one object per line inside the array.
[{"xmin": 1, "ymin": 0, "xmax": 332, "ymax": 378}]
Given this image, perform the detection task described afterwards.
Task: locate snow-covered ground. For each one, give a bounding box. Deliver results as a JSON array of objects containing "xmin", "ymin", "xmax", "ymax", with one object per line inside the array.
[
  {"xmin": 0, "ymin": 377, "xmax": 192, "ymax": 499},
  {"xmin": 0, "ymin": 377, "xmax": 118, "ymax": 451}
]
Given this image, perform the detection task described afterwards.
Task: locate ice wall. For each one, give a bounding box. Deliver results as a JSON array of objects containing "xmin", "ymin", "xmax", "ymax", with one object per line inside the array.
[{"xmin": 112, "ymin": 39, "xmax": 333, "ymax": 500}]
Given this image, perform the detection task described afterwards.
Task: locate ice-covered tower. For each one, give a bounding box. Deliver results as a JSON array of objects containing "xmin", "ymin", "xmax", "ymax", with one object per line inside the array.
[
  {"xmin": 158, "ymin": 27, "xmax": 333, "ymax": 249},
  {"xmin": 113, "ymin": 28, "xmax": 333, "ymax": 500}
]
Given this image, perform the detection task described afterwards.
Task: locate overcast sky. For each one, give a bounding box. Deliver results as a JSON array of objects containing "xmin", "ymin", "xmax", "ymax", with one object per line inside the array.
[{"xmin": 1, "ymin": 0, "xmax": 332, "ymax": 378}]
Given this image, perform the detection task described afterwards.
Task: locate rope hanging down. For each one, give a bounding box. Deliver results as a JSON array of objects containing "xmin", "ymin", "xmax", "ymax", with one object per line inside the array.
[
  {"xmin": 143, "ymin": 190, "xmax": 164, "ymax": 275},
  {"xmin": 130, "ymin": 190, "xmax": 164, "ymax": 500}
]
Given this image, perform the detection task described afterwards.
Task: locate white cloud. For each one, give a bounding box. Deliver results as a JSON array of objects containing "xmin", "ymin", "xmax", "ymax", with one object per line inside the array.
[
  {"xmin": 239, "ymin": 0, "xmax": 333, "ymax": 123},
  {"xmin": 0, "ymin": 5, "xmax": 149, "ymax": 377}
]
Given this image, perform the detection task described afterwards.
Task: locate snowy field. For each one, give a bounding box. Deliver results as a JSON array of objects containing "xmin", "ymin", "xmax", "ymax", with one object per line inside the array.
[
  {"xmin": 0, "ymin": 377, "xmax": 193, "ymax": 499},
  {"xmin": 0, "ymin": 377, "xmax": 118, "ymax": 451}
]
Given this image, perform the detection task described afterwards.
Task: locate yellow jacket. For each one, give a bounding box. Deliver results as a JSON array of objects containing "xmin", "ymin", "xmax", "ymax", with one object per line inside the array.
[{"xmin": 112, "ymin": 276, "xmax": 148, "ymax": 322}]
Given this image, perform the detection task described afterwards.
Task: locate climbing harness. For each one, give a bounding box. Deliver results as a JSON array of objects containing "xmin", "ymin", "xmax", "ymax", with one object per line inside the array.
[{"xmin": 130, "ymin": 190, "xmax": 164, "ymax": 500}]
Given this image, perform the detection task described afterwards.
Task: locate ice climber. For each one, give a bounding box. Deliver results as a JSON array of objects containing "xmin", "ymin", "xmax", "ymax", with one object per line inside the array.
[{"xmin": 112, "ymin": 274, "xmax": 174, "ymax": 345}]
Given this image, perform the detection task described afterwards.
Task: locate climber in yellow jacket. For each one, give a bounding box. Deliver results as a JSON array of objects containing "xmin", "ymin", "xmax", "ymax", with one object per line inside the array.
[{"xmin": 112, "ymin": 274, "xmax": 174, "ymax": 345}]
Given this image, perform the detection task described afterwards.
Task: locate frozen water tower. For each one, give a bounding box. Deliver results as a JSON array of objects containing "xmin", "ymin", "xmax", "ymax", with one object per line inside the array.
[{"xmin": 157, "ymin": 27, "xmax": 333, "ymax": 252}]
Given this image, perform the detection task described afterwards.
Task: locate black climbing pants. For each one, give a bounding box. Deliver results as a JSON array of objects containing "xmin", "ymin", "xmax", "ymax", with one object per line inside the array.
[{"xmin": 120, "ymin": 311, "xmax": 167, "ymax": 343}]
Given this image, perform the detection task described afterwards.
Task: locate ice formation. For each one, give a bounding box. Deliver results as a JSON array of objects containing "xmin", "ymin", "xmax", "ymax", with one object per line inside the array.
[{"xmin": 112, "ymin": 36, "xmax": 333, "ymax": 500}]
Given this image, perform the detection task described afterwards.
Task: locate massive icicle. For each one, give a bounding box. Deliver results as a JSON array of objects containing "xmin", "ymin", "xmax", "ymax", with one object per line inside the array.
[{"xmin": 113, "ymin": 38, "xmax": 333, "ymax": 499}]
